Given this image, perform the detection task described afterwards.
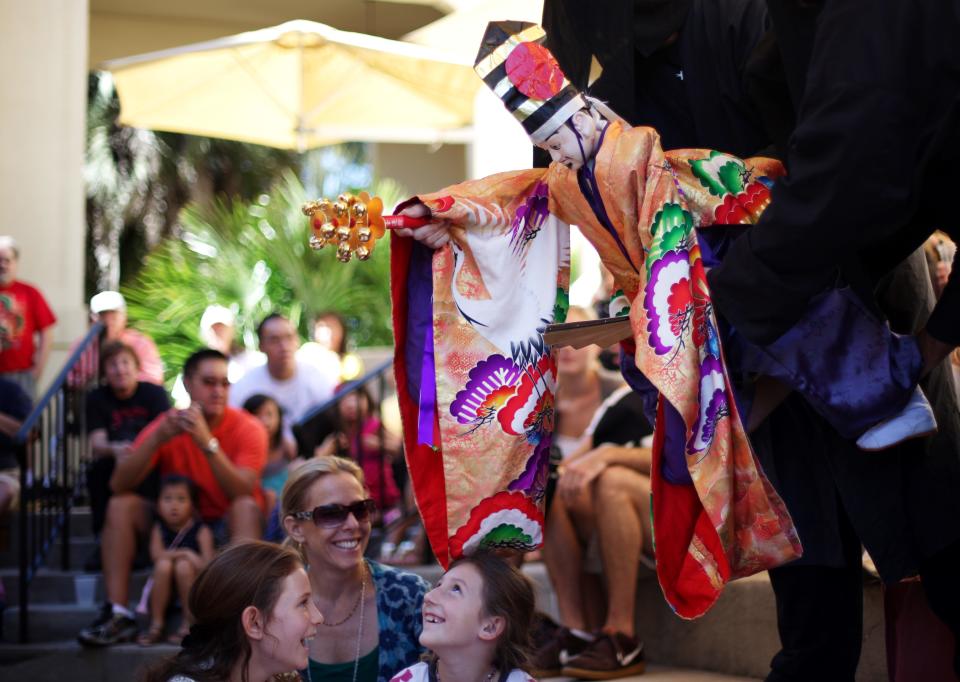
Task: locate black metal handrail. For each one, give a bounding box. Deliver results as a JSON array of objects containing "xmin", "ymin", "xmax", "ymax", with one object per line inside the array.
[{"xmin": 15, "ymin": 322, "xmax": 102, "ymax": 643}]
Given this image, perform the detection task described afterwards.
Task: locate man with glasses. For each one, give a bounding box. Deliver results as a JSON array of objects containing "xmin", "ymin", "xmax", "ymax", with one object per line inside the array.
[
  {"xmin": 230, "ymin": 313, "xmax": 334, "ymax": 440},
  {"xmin": 78, "ymin": 348, "xmax": 268, "ymax": 647}
]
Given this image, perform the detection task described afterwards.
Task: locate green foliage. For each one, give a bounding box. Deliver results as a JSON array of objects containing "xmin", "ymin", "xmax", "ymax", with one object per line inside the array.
[{"xmin": 121, "ymin": 171, "xmax": 403, "ymax": 384}]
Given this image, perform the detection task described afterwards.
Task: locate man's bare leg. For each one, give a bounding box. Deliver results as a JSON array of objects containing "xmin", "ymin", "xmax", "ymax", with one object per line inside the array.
[
  {"xmin": 101, "ymin": 494, "xmax": 151, "ymax": 607},
  {"xmin": 594, "ymin": 467, "xmax": 652, "ymax": 637}
]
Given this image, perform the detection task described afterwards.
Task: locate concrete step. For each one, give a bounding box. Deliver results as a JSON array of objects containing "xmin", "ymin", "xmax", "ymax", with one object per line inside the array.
[
  {"xmin": 0, "ymin": 507, "xmax": 96, "ymax": 570},
  {"xmin": 633, "ymin": 571, "xmax": 886, "ymax": 682},
  {"xmin": 4, "ymin": 603, "xmax": 105, "ymax": 642},
  {"xmin": 0, "ymin": 642, "xmax": 758, "ymax": 682},
  {"xmin": 1, "ymin": 568, "xmax": 150, "ymax": 605},
  {"xmin": 0, "ymin": 641, "xmax": 173, "ymax": 681}
]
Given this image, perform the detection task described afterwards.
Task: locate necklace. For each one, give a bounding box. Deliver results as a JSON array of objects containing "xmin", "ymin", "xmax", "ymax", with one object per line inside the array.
[
  {"xmin": 350, "ymin": 565, "xmax": 367, "ymax": 682},
  {"xmin": 306, "ymin": 564, "xmax": 367, "ymax": 682},
  {"xmin": 319, "ymin": 564, "xmax": 366, "ymax": 627}
]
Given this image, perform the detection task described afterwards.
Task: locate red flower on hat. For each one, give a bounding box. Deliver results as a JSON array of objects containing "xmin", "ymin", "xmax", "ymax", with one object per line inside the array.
[{"xmin": 506, "ymin": 42, "xmax": 564, "ymax": 100}]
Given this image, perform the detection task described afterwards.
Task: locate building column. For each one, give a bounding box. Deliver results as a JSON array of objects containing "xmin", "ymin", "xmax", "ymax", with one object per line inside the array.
[{"xmin": 0, "ymin": 0, "xmax": 89, "ymax": 393}]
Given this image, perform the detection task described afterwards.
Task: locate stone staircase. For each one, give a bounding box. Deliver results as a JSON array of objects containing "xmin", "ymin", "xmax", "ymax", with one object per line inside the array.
[{"xmin": 0, "ymin": 506, "xmax": 888, "ymax": 681}]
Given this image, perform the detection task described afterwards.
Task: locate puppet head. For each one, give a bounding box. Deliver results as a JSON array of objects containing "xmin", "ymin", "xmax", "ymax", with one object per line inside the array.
[{"xmin": 475, "ymin": 21, "xmax": 614, "ymax": 170}]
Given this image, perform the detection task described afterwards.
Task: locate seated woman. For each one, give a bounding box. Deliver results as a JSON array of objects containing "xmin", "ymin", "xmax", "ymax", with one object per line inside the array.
[
  {"xmin": 389, "ymin": 551, "xmax": 538, "ymax": 682},
  {"xmin": 143, "ymin": 540, "xmax": 322, "ymax": 682},
  {"xmin": 281, "ymin": 456, "xmax": 429, "ymax": 682},
  {"xmin": 85, "ymin": 340, "xmax": 170, "ymax": 565}
]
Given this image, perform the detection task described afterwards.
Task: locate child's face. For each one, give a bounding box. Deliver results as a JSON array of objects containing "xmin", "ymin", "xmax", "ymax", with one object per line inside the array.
[
  {"xmin": 337, "ymin": 392, "xmax": 367, "ymax": 422},
  {"xmin": 420, "ymin": 562, "xmax": 491, "ymax": 652},
  {"xmin": 259, "ymin": 567, "xmax": 322, "ymax": 673},
  {"xmin": 255, "ymin": 400, "xmax": 281, "ymax": 437},
  {"xmin": 157, "ymin": 483, "xmax": 193, "ymax": 528}
]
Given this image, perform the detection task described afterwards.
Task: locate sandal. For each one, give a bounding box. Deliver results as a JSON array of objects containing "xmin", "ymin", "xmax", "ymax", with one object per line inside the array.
[
  {"xmin": 137, "ymin": 623, "xmax": 165, "ymax": 647},
  {"xmin": 167, "ymin": 623, "xmax": 190, "ymax": 645}
]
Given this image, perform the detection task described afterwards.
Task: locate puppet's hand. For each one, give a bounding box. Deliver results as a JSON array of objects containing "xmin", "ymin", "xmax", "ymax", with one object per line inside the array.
[{"xmin": 394, "ymin": 202, "xmax": 451, "ymax": 249}]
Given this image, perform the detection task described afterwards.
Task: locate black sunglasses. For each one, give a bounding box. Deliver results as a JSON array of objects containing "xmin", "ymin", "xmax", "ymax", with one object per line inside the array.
[{"xmin": 293, "ymin": 499, "xmax": 376, "ymax": 528}]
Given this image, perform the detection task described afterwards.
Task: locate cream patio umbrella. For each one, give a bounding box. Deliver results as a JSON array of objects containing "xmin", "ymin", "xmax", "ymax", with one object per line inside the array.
[{"xmin": 102, "ymin": 19, "xmax": 481, "ymax": 150}]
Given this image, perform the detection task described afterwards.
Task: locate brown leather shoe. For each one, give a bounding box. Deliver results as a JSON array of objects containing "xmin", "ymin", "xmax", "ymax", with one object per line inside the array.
[{"xmin": 561, "ymin": 631, "xmax": 646, "ymax": 680}]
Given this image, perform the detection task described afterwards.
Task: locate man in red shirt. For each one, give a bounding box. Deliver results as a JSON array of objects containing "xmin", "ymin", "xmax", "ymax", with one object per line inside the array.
[
  {"xmin": 78, "ymin": 348, "xmax": 267, "ymax": 647},
  {"xmin": 0, "ymin": 236, "xmax": 56, "ymax": 397}
]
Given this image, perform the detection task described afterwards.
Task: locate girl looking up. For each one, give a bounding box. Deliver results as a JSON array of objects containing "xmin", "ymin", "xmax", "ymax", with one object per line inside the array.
[{"xmin": 390, "ymin": 552, "xmax": 538, "ymax": 682}]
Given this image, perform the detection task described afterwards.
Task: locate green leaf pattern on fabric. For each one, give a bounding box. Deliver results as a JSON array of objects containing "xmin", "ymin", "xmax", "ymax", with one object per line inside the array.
[
  {"xmin": 689, "ymin": 150, "xmax": 748, "ymax": 197},
  {"xmin": 647, "ymin": 202, "xmax": 695, "ymax": 274}
]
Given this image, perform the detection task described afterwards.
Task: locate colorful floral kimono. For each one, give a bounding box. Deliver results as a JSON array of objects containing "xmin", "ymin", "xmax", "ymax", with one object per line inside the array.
[{"xmin": 391, "ymin": 122, "xmax": 802, "ymax": 618}]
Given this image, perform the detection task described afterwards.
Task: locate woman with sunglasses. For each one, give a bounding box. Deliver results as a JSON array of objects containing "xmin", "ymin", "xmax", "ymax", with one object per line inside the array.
[{"xmin": 281, "ymin": 457, "xmax": 430, "ymax": 682}]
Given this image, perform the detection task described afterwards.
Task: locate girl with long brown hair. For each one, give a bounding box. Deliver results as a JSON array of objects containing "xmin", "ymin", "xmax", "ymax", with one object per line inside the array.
[
  {"xmin": 389, "ymin": 551, "xmax": 538, "ymax": 682},
  {"xmin": 143, "ymin": 541, "xmax": 322, "ymax": 682}
]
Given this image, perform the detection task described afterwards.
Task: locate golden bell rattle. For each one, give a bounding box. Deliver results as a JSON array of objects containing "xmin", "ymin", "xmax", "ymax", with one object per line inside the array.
[{"xmin": 301, "ymin": 192, "xmax": 428, "ymax": 262}]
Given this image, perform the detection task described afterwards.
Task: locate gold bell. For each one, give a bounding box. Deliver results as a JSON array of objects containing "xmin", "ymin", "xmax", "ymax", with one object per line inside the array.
[
  {"xmin": 334, "ymin": 202, "xmax": 350, "ymax": 220},
  {"xmin": 335, "ymin": 225, "xmax": 352, "ymax": 242},
  {"xmin": 357, "ymin": 226, "xmax": 372, "ymax": 243},
  {"xmin": 309, "ymin": 235, "xmax": 326, "ymax": 250},
  {"xmin": 337, "ymin": 242, "xmax": 352, "ymax": 262},
  {"xmin": 355, "ymin": 246, "xmax": 371, "ymax": 260},
  {"xmin": 320, "ymin": 223, "xmax": 336, "ymax": 240},
  {"xmin": 352, "ymin": 202, "xmax": 368, "ymax": 221}
]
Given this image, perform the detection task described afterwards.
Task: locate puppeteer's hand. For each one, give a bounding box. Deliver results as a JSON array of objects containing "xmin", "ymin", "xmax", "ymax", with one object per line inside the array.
[{"xmin": 393, "ymin": 202, "xmax": 451, "ymax": 249}]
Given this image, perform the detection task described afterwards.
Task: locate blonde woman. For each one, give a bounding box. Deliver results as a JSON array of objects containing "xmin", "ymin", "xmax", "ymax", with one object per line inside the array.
[{"xmin": 281, "ymin": 457, "xmax": 429, "ymax": 682}]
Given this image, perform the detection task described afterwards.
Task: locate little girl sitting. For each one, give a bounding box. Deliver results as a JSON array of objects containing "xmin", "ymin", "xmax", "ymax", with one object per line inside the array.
[
  {"xmin": 390, "ymin": 551, "xmax": 538, "ymax": 682},
  {"xmin": 136, "ymin": 474, "xmax": 215, "ymax": 646},
  {"xmin": 243, "ymin": 394, "xmax": 298, "ymax": 511}
]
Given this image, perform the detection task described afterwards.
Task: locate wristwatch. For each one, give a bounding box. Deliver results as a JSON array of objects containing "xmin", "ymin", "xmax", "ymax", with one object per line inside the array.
[{"xmin": 202, "ymin": 437, "xmax": 220, "ymax": 456}]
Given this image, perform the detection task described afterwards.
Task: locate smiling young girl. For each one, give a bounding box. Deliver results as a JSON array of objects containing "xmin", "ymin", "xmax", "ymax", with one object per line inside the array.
[
  {"xmin": 143, "ymin": 541, "xmax": 323, "ymax": 682},
  {"xmin": 389, "ymin": 552, "xmax": 537, "ymax": 682}
]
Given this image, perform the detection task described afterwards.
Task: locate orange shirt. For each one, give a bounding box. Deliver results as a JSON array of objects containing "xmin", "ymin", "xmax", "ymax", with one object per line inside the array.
[{"xmin": 137, "ymin": 407, "xmax": 268, "ymax": 520}]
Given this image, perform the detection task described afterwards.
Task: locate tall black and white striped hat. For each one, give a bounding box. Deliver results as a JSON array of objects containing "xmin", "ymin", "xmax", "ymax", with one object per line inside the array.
[{"xmin": 474, "ymin": 21, "xmax": 586, "ymax": 144}]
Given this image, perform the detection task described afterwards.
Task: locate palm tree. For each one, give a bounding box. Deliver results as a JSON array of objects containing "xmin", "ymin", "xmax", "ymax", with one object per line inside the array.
[{"xmin": 121, "ymin": 172, "xmax": 403, "ymax": 384}]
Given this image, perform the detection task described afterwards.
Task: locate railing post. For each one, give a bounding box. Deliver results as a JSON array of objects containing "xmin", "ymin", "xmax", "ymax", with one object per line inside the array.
[{"xmin": 18, "ymin": 439, "xmax": 29, "ymax": 644}]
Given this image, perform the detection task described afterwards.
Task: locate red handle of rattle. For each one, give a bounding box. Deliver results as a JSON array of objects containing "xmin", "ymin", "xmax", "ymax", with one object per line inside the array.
[{"xmin": 384, "ymin": 215, "xmax": 430, "ymax": 230}]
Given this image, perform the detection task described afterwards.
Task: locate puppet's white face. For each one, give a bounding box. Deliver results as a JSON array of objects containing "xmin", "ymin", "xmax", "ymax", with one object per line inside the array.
[{"xmin": 537, "ymin": 110, "xmax": 602, "ymax": 171}]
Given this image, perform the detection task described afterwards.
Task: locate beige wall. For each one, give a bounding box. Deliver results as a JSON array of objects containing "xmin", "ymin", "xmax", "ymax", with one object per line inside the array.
[
  {"xmin": 1, "ymin": 0, "xmax": 90, "ymax": 393},
  {"xmin": 371, "ymin": 142, "xmax": 466, "ymax": 199}
]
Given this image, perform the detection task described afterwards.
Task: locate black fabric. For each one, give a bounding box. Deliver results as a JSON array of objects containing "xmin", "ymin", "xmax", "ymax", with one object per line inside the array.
[
  {"xmin": 709, "ymin": 0, "xmax": 960, "ymax": 346},
  {"xmin": 765, "ymin": 506, "xmax": 863, "ymax": 682},
  {"xmin": 158, "ymin": 518, "xmax": 204, "ymax": 554},
  {"xmin": 0, "ymin": 377, "xmax": 31, "ymax": 470},
  {"xmin": 751, "ymin": 250, "xmax": 960, "ymax": 579},
  {"xmin": 85, "ymin": 382, "xmax": 169, "ymax": 535},
  {"xmin": 591, "ymin": 390, "xmax": 653, "ymax": 447},
  {"xmin": 541, "ymin": 0, "xmax": 776, "ymax": 160},
  {"xmin": 86, "ymin": 382, "xmax": 170, "ymax": 442},
  {"xmin": 919, "ymin": 539, "xmax": 960, "ymax": 677},
  {"xmin": 86, "ymin": 457, "xmax": 160, "ymax": 535}
]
